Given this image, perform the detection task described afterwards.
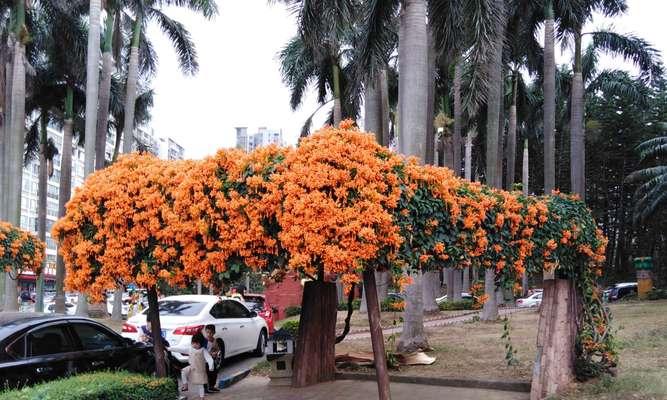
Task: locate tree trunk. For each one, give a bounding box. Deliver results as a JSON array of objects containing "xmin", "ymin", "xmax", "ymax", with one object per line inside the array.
[
  {"xmin": 96, "ymin": 49, "xmax": 114, "ymax": 169},
  {"xmin": 360, "ymin": 270, "xmax": 390, "ymax": 313},
  {"xmin": 122, "ymin": 17, "xmax": 141, "ymax": 154},
  {"xmin": 462, "ymin": 266, "xmax": 470, "ymax": 293},
  {"xmin": 380, "ymin": 68, "xmax": 390, "ymax": 147},
  {"xmin": 332, "ymin": 63, "xmax": 342, "ymax": 126},
  {"xmin": 453, "ymin": 60, "xmax": 463, "ymax": 177},
  {"xmin": 3, "ymin": 35, "xmax": 26, "ymax": 312},
  {"xmin": 0, "ymin": 58, "xmax": 11, "ymax": 307},
  {"xmin": 543, "ymin": 1, "xmax": 556, "ymax": 195},
  {"xmin": 570, "ymin": 29, "xmax": 585, "ymax": 199},
  {"xmin": 480, "ymin": 269, "xmax": 498, "ymax": 321},
  {"xmin": 365, "ymin": 74, "xmax": 382, "ymax": 143},
  {"xmin": 398, "ymin": 0, "xmax": 428, "ymax": 162},
  {"xmin": 54, "ymin": 87, "xmax": 74, "ymax": 315},
  {"xmin": 497, "ymin": 68, "xmax": 505, "ymax": 188},
  {"xmin": 84, "ymin": 0, "xmax": 101, "ymax": 175},
  {"xmin": 35, "ymin": 115, "xmax": 48, "ymax": 313},
  {"xmin": 397, "ymin": 271, "xmax": 428, "ymax": 352},
  {"xmin": 292, "ymin": 280, "xmax": 337, "ymax": 387},
  {"xmin": 147, "ymin": 285, "xmax": 168, "ymax": 377},
  {"xmin": 485, "ymin": 0, "xmax": 505, "ymax": 189},
  {"xmin": 465, "ymin": 130, "xmax": 473, "ymax": 181},
  {"xmin": 424, "ymin": 28, "xmax": 435, "ymax": 165},
  {"xmin": 422, "ymin": 270, "xmax": 440, "ymax": 314},
  {"xmin": 445, "ymin": 267, "xmax": 454, "ymax": 301},
  {"xmin": 506, "ymin": 72, "xmax": 518, "ymax": 189},
  {"xmin": 522, "ymin": 139, "xmax": 529, "ymax": 296},
  {"xmin": 452, "ymin": 269, "xmax": 462, "ymax": 301},
  {"xmin": 530, "ymin": 279, "xmax": 577, "ymax": 400},
  {"xmin": 363, "ymin": 268, "xmax": 391, "ymax": 400},
  {"xmin": 0, "ymin": 45, "xmax": 7, "ymax": 221},
  {"xmin": 111, "ymin": 285, "xmax": 124, "ymax": 321}
]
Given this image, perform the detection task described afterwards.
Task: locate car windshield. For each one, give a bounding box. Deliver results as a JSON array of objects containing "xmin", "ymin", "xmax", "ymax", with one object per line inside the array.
[
  {"xmin": 244, "ymin": 298, "xmax": 265, "ymax": 311},
  {"xmin": 152, "ymin": 300, "xmax": 206, "ymax": 316}
]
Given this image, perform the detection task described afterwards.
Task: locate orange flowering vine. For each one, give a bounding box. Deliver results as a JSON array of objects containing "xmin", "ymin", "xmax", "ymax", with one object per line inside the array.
[{"xmin": 0, "ymin": 221, "xmax": 45, "ymax": 278}]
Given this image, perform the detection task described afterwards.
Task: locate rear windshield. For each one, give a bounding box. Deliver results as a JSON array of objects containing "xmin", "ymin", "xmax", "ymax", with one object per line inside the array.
[
  {"xmin": 152, "ymin": 301, "xmax": 206, "ymax": 316},
  {"xmin": 244, "ymin": 298, "xmax": 265, "ymax": 310}
]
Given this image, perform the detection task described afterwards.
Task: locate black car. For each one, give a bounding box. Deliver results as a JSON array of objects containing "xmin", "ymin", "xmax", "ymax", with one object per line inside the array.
[
  {"xmin": 609, "ymin": 283, "xmax": 638, "ymax": 301},
  {"xmin": 0, "ymin": 313, "xmax": 156, "ymax": 389}
]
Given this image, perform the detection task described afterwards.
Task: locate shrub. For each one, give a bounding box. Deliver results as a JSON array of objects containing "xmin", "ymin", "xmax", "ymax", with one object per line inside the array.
[
  {"xmin": 281, "ymin": 320, "xmax": 300, "ymax": 339},
  {"xmin": 284, "ymin": 306, "xmax": 301, "ymax": 317},
  {"xmin": 439, "ymin": 299, "xmax": 474, "ymax": 311},
  {"xmin": 647, "ymin": 288, "xmax": 667, "ymax": 300},
  {"xmin": 0, "ymin": 371, "xmax": 176, "ymax": 400},
  {"xmin": 337, "ymin": 299, "xmax": 361, "ymax": 311}
]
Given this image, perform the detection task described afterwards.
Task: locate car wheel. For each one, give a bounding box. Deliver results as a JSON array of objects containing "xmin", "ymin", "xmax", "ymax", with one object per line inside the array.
[
  {"xmin": 252, "ymin": 329, "xmax": 267, "ymax": 357},
  {"xmin": 214, "ymin": 339, "xmax": 225, "ymax": 369}
]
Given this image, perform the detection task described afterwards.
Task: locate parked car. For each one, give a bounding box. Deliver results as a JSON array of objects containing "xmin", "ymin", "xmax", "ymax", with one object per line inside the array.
[
  {"xmin": 122, "ymin": 295, "xmax": 268, "ymax": 364},
  {"xmin": 386, "ymin": 292, "xmax": 405, "ymax": 302},
  {"xmin": 105, "ymin": 293, "xmax": 148, "ymax": 316},
  {"xmin": 0, "ymin": 313, "xmax": 155, "ymax": 390},
  {"xmin": 609, "ymin": 282, "xmax": 638, "ymax": 301},
  {"xmin": 46, "ymin": 301, "xmax": 76, "ymax": 315},
  {"xmin": 243, "ymin": 294, "xmax": 275, "ymax": 334},
  {"xmin": 435, "ymin": 293, "xmax": 472, "ymax": 304},
  {"xmin": 516, "ymin": 292, "xmax": 542, "ymax": 308}
]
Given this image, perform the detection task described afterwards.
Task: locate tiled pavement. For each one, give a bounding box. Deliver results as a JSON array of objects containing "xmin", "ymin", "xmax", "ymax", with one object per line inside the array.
[{"xmin": 206, "ymin": 376, "xmax": 530, "ymax": 400}]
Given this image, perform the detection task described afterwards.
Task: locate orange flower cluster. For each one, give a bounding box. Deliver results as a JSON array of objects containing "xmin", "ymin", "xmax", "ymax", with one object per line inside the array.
[{"xmin": 0, "ymin": 221, "xmax": 45, "ymax": 276}]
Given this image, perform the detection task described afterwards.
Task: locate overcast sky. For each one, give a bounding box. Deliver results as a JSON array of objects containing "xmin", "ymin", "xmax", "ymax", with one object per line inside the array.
[{"xmin": 147, "ymin": 0, "xmax": 667, "ymax": 159}]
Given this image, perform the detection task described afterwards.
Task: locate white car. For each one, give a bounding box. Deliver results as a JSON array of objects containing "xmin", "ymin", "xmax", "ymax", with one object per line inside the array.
[
  {"xmin": 122, "ymin": 295, "xmax": 268, "ymax": 363},
  {"xmin": 516, "ymin": 292, "xmax": 542, "ymax": 308},
  {"xmin": 46, "ymin": 301, "xmax": 76, "ymax": 315}
]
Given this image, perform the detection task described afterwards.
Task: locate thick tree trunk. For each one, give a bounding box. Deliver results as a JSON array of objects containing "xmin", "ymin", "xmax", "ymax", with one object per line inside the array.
[
  {"xmin": 398, "ymin": 0, "xmax": 428, "ymax": 162},
  {"xmin": 122, "ymin": 18, "xmax": 141, "ymax": 154},
  {"xmin": 365, "ymin": 75, "xmax": 382, "ymax": 143},
  {"xmin": 570, "ymin": 30, "xmax": 585, "ymax": 199},
  {"xmin": 506, "ymin": 73, "xmax": 518, "ymax": 189},
  {"xmin": 445, "ymin": 267, "xmax": 454, "ymax": 301},
  {"xmin": 543, "ymin": 2, "xmax": 556, "ymax": 195},
  {"xmin": 380, "ymin": 69, "xmax": 390, "ymax": 147},
  {"xmin": 453, "ymin": 60, "xmax": 463, "ymax": 177},
  {"xmin": 292, "ymin": 281, "xmax": 337, "ymax": 387},
  {"xmin": 422, "ymin": 270, "xmax": 440, "ymax": 314},
  {"xmin": 497, "ymin": 68, "xmax": 505, "ymax": 188},
  {"xmin": 147, "ymin": 285, "xmax": 167, "ymax": 377},
  {"xmin": 55, "ymin": 90, "xmax": 74, "ymax": 314},
  {"xmin": 0, "ymin": 47, "xmax": 7, "ymax": 221},
  {"xmin": 363, "ymin": 269, "xmax": 391, "ymax": 400},
  {"xmin": 3, "ymin": 38, "xmax": 26, "ymax": 312},
  {"xmin": 452, "ymin": 269, "xmax": 462, "ymax": 301},
  {"xmin": 96, "ymin": 51, "xmax": 113, "ymax": 169},
  {"xmin": 397, "ymin": 271, "xmax": 428, "ymax": 352},
  {"xmin": 111, "ymin": 285, "xmax": 124, "ymax": 321},
  {"xmin": 424, "ymin": 28, "xmax": 435, "ymax": 165},
  {"xmin": 35, "ymin": 116, "xmax": 48, "ymax": 313},
  {"xmin": 480, "ymin": 269, "xmax": 499, "ymax": 321},
  {"xmin": 530, "ymin": 279, "xmax": 577, "ymax": 400},
  {"xmin": 485, "ymin": 0, "xmax": 505, "ymax": 189},
  {"xmin": 462, "ymin": 266, "xmax": 470, "ymax": 293},
  {"xmin": 84, "ymin": 0, "xmax": 101, "ymax": 176},
  {"xmin": 522, "ymin": 141, "xmax": 529, "ymax": 296},
  {"xmin": 332, "ymin": 64, "xmax": 342, "ymax": 126}
]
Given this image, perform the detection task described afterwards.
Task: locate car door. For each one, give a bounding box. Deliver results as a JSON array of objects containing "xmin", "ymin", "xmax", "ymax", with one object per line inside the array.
[
  {"xmin": 209, "ymin": 301, "xmax": 239, "ymax": 355},
  {"xmin": 225, "ymin": 300, "xmax": 255, "ymax": 351},
  {"xmin": 68, "ymin": 321, "xmax": 131, "ymax": 374},
  {"xmin": 23, "ymin": 323, "xmax": 79, "ymax": 383}
]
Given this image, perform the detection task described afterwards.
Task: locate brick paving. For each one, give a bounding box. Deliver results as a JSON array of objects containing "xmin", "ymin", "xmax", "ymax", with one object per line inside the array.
[{"xmin": 207, "ymin": 376, "xmax": 529, "ymax": 400}]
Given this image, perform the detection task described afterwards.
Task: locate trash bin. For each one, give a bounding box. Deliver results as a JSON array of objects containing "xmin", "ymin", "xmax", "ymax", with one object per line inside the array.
[{"xmin": 633, "ymin": 257, "xmax": 653, "ymax": 300}]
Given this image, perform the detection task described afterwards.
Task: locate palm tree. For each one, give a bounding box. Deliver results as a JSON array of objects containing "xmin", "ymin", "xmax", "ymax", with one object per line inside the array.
[
  {"xmin": 83, "ymin": 0, "xmax": 101, "ymax": 175},
  {"xmin": 627, "ymin": 136, "xmax": 667, "ymax": 223},
  {"xmin": 543, "ymin": 0, "xmax": 555, "ymax": 195},
  {"xmin": 122, "ymin": 0, "xmax": 217, "ymax": 154}
]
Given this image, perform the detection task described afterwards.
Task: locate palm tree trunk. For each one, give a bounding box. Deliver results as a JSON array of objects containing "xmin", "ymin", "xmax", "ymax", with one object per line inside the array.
[
  {"xmin": 380, "ymin": 68, "xmax": 390, "ymax": 147},
  {"xmin": 506, "ymin": 72, "xmax": 518, "ymax": 189},
  {"xmin": 364, "ymin": 74, "xmax": 381, "ymax": 143},
  {"xmin": 84, "ymin": 0, "xmax": 101, "ymax": 176},
  {"xmin": 465, "ymin": 129, "xmax": 473, "ymax": 180},
  {"xmin": 0, "ymin": 43, "xmax": 7, "ymax": 220},
  {"xmin": 452, "ymin": 269, "xmax": 462, "ymax": 301},
  {"xmin": 424, "ymin": 28, "xmax": 435, "ymax": 165},
  {"xmin": 570, "ymin": 28, "xmax": 585, "ymax": 198},
  {"xmin": 95, "ymin": 12, "xmax": 115, "ymax": 170},
  {"xmin": 480, "ymin": 268, "xmax": 499, "ymax": 321},
  {"xmin": 0, "ymin": 58, "xmax": 11, "ymax": 307},
  {"xmin": 35, "ymin": 114, "xmax": 48, "ymax": 313},
  {"xmin": 122, "ymin": 16, "xmax": 141, "ymax": 154},
  {"xmin": 54, "ymin": 86, "xmax": 74, "ymax": 315},
  {"xmin": 111, "ymin": 285, "xmax": 123, "ymax": 321},
  {"xmin": 497, "ymin": 69, "xmax": 505, "ymax": 188},
  {"xmin": 485, "ymin": 0, "xmax": 504, "ymax": 189},
  {"xmin": 332, "ymin": 63, "xmax": 342, "ymax": 126},
  {"xmin": 397, "ymin": 271, "xmax": 428, "ymax": 353},
  {"xmin": 398, "ymin": 0, "xmax": 428, "ymax": 162},
  {"xmin": 422, "ymin": 270, "xmax": 440, "ymax": 313},
  {"xmin": 543, "ymin": 1, "xmax": 556, "ymax": 195},
  {"xmin": 522, "ymin": 141, "xmax": 529, "ymax": 299},
  {"xmin": 462, "ymin": 265, "xmax": 470, "ymax": 293},
  {"xmin": 453, "ymin": 60, "xmax": 463, "ymax": 177}
]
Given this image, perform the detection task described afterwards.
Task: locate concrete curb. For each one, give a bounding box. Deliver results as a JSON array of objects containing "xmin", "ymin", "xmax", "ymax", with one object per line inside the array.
[
  {"xmin": 218, "ymin": 368, "xmax": 251, "ymax": 389},
  {"xmin": 335, "ymin": 372, "xmax": 531, "ymax": 393}
]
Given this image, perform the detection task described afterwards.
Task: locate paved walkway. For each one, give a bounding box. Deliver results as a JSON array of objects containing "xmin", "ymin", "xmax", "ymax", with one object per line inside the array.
[
  {"xmin": 346, "ymin": 307, "xmax": 526, "ymax": 340},
  {"xmin": 209, "ymin": 376, "xmax": 529, "ymax": 400}
]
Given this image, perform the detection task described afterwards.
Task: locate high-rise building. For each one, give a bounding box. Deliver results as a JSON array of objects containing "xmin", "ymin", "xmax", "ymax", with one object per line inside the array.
[
  {"xmin": 17, "ymin": 126, "xmax": 184, "ymax": 293},
  {"xmin": 235, "ymin": 126, "xmax": 283, "ymax": 152}
]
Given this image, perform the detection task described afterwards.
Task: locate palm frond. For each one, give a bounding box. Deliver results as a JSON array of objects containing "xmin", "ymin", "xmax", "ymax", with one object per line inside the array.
[
  {"xmin": 635, "ymin": 136, "xmax": 667, "ymax": 161},
  {"xmin": 148, "ymin": 8, "xmax": 198, "ymax": 75},
  {"xmin": 590, "ymin": 30, "xmax": 664, "ymax": 82},
  {"xmin": 586, "ymin": 69, "xmax": 650, "ymax": 107},
  {"xmin": 355, "ymin": 0, "xmax": 398, "ymax": 80},
  {"xmin": 278, "ymin": 35, "xmax": 317, "ymax": 110},
  {"xmin": 159, "ymin": 0, "xmax": 219, "ymax": 19}
]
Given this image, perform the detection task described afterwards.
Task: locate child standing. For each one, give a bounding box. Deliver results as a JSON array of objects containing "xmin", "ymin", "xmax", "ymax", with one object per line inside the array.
[{"xmin": 180, "ymin": 333, "xmax": 213, "ymax": 400}]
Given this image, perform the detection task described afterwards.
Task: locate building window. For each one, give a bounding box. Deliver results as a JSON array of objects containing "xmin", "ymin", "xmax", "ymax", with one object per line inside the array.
[{"xmin": 47, "ymin": 184, "xmax": 59, "ymax": 200}]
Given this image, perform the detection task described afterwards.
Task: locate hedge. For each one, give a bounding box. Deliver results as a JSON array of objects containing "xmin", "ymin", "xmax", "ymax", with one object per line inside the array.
[
  {"xmin": 284, "ymin": 306, "xmax": 301, "ymax": 317},
  {"xmin": 0, "ymin": 371, "xmax": 177, "ymax": 400},
  {"xmin": 439, "ymin": 299, "xmax": 474, "ymax": 311}
]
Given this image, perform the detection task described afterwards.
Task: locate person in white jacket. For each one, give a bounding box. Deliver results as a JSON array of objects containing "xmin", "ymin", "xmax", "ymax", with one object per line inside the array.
[{"xmin": 180, "ymin": 333, "xmax": 214, "ymax": 400}]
